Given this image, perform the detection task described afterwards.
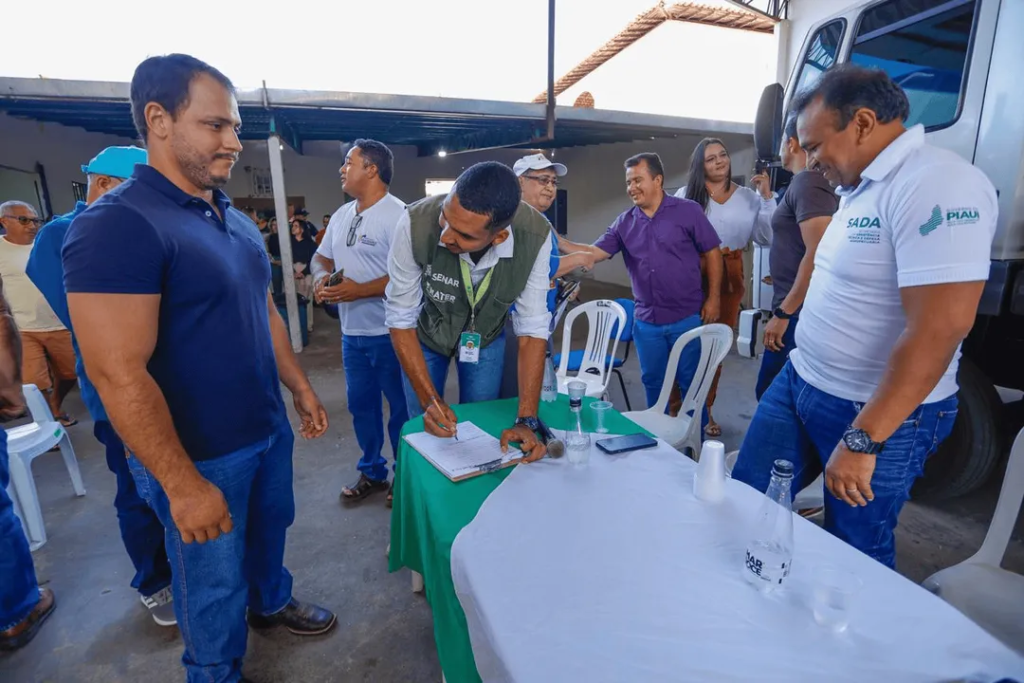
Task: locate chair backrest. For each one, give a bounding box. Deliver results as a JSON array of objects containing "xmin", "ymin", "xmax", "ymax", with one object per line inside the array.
[
  {"xmin": 971, "ymin": 426, "xmax": 1024, "ymax": 567},
  {"xmin": 649, "ymin": 324, "xmax": 733, "ymax": 417},
  {"xmin": 22, "ymin": 384, "xmax": 54, "ymax": 423},
  {"xmin": 556, "ymin": 299, "xmax": 627, "ymax": 387},
  {"xmin": 611, "ymin": 298, "xmax": 635, "ymax": 344}
]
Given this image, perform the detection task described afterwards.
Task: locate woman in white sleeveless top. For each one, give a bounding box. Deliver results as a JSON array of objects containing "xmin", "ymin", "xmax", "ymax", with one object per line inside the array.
[{"xmin": 675, "ymin": 137, "xmax": 775, "ymax": 437}]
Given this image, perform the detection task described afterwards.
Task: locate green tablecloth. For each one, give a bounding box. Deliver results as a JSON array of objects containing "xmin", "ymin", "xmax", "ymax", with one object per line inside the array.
[{"xmin": 388, "ymin": 395, "xmax": 649, "ymax": 683}]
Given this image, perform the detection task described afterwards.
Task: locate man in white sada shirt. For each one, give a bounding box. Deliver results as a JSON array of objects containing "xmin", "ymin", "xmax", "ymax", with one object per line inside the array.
[
  {"xmin": 313, "ymin": 139, "xmax": 408, "ymax": 505},
  {"xmin": 733, "ymin": 65, "xmax": 997, "ymax": 568},
  {"xmin": 385, "ymin": 161, "xmax": 551, "ymax": 462}
]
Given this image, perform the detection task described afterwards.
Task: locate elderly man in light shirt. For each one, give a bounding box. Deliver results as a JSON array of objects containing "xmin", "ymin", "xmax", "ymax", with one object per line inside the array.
[{"xmin": 385, "ymin": 161, "xmax": 552, "ymax": 461}]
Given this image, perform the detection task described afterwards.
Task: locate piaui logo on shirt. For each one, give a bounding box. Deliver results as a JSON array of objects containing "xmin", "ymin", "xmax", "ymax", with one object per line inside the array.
[
  {"xmin": 846, "ymin": 216, "xmax": 881, "ymax": 229},
  {"xmin": 946, "ymin": 206, "xmax": 980, "ymax": 228},
  {"xmin": 919, "ymin": 205, "xmax": 943, "ymax": 236}
]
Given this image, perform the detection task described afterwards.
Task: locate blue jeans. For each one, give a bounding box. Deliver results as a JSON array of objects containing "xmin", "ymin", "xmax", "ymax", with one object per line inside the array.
[
  {"xmin": 755, "ymin": 314, "xmax": 799, "ymax": 401},
  {"xmin": 127, "ymin": 423, "xmax": 296, "ymax": 683},
  {"xmin": 0, "ymin": 431, "xmax": 42, "ymax": 631},
  {"xmin": 94, "ymin": 420, "xmax": 172, "ymax": 597},
  {"xmin": 733, "ymin": 362, "xmax": 958, "ymax": 568},
  {"xmin": 632, "ymin": 315, "xmax": 703, "ymax": 410},
  {"xmin": 343, "ymin": 334, "xmax": 408, "ymax": 482},
  {"xmin": 403, "ymin": 333, "xmax": 506, "ymax": 418}
]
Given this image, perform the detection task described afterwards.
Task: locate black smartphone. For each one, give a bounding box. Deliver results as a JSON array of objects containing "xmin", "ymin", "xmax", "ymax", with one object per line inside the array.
[
  {"xmin": 596, "ymin": 434, "xmax": 658, "ymax": 455},
  {"xmin": 326, "ymin": 269, "xmax": 345, "ymax": 287},
  {"xmin": 754, "ymin": 159, "xmax": 770, "ymax": 174}
]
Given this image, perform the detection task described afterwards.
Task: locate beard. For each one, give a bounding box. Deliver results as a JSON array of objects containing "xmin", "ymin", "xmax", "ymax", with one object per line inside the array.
[{"xmin": 171, "ymin": 135, "xmax": 235, "ymax": 190}]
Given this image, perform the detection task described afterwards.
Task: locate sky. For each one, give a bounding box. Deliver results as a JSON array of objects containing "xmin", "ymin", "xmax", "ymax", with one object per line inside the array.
[{"xmin": 2, "ymin": 0, "xmax": 775, "ymax": 121}]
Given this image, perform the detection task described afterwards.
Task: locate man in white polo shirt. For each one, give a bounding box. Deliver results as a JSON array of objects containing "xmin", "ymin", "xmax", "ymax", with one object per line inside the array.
[
  {"xmin": 733, "ymin": 65, "xmax": 997, "ymax": 568},
  {"xmin": 312, "ymin": 139, "xmax": 408, "ymax": 506}
]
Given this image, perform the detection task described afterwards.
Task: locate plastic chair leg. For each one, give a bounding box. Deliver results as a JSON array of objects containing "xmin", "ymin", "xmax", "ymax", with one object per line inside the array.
[
  {"xmin": 614, "ymin": 370, "xmax": 631, "ymax": 411},
  {"xmin": 58, "ymin": 433, "xmax": 86, "ymax": 497},
  {"xmin": 412, "ymin": 571, "xmax": 425, "ymax": 593},
  {"xmin": 8, "ymin": 453, "xmax": 46, "ymax": 551}
]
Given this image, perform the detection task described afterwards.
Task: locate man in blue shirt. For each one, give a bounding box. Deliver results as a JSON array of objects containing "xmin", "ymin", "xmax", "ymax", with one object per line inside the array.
[
  {"xmin": 25, "ymin": 145, "xmax": 177, "ymax": 627},
  {"xmin": 63, "ymin": 54, "xmax": 334, "ymax": 683}
]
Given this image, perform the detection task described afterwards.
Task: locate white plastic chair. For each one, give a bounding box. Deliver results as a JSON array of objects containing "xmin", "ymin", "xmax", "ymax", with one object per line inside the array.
[
  {"xmin": 622, "ymin": 324, "xmax": 732, "ymax": 458},
  {"xmin": 923, "ymin": 427, "xmax": 1024, "ymax": 654},
  {"xmin": 5, "ymin": 384, "xmax": 85, "ymax": 551},
  {"xmin": 725, "ymin": 450, "xmax": 825, "ymax": 518},
  {"xmin": 555, "ymin": 299, "xmax": 627, "ymax": 400}
]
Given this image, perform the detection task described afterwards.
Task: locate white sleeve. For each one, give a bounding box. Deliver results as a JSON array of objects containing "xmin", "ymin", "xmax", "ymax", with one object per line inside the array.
[
  {"xmin": 674, "ymin": 186, "xmax": 688, "ymax": 198},
  {"xmin": 890, "ymin": 162, "xmax": 998, "ymax": 288},
  {"xmin": 316, "ymin": 211, "xmax": 340, "ymax": 261},
  {"xmin": 752, "ymin": 191, "xmax": 776, "ymax": 246},
  {"xmin": 511, "ymin": 240, "xmax": 554, "ymax": 340},
  {"xmin": 384, "ymin": 212, "xmax": 425, "ymax": 330}
]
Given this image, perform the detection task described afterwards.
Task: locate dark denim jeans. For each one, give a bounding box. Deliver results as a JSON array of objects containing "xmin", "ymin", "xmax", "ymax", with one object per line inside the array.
[
  {"xmin": 755, "ymin": 314, "xmax": 799, "ymax": 401},
  {"xmin": 403, "ymin": 333, "xmax": 506, "ymax": 418},
  {"xmin": 94, "ymin": 420, "xmax": 171, "ymax": 597},
  {"xmin": 733, "ymin": 362, "xmax": 958, "ymax": 568},
  {"xmin": 0, "ymin": 431, "xmax": 41, "ymax": 631},
  {"xmin": 127, "ymin": 422, "xmax": 295, "ymax": 683},
  {"xmin": 342, "ymin": 334, "xmax": 408, "ymax": 482},
  {"xmin": 632, "ymin": 314, "xmax": 703, "ymax": 410}
]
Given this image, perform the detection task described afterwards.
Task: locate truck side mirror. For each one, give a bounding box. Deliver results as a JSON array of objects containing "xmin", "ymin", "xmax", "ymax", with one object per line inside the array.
[{"xmin": 754, "ymin": 83, "xmax": 786, "ymax": 162}]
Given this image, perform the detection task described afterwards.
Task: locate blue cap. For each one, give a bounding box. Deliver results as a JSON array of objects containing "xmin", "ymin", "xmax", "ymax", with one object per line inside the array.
[{"xmin": 81, "ymin": 146, "xmax": 147, "ymax": 179}]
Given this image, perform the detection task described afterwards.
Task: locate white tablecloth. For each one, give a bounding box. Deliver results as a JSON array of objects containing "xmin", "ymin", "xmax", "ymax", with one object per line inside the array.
[{"xmin": 451, "ymin": 440, "xmax": 1024, "ymax": 683}]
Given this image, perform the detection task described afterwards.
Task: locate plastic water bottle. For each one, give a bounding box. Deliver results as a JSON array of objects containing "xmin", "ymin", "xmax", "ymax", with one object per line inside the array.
[
  {"xmin": 743, "ymin": 459, "xmax": 795, "ymax": 593},
  {"xmin": 541, "ymin": 350, "xmax": 558, "ymax": 403}
]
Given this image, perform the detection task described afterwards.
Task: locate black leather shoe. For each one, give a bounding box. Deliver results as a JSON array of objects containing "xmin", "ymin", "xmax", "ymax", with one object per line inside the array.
[{"xmin": 247, "ymin": 598, "xmax": 336, "ymax": 635}]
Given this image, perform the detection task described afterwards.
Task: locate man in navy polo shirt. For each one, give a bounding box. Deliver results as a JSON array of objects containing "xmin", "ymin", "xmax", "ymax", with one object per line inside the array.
[{"xmin": 63, "ymin": 54, "xmax": 334, "ymax": 683}]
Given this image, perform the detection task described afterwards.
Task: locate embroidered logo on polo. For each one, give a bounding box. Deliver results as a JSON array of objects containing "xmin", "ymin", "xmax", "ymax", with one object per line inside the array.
[
  {"xmin": 845, "ymin": 215, "xmax": 882, "ymax": 245},
  {"xmin": 919, "ymin": 205, "xmax": 943, "ymax": 236}
]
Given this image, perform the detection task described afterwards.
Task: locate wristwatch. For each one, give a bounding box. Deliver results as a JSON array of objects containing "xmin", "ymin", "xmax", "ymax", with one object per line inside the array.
[
  {"xmin": 842, "ymin": 427, "xmax": 885, "ymax": 455},
  {"xmin": 514, "ymin": 416, "xmax": 541, "ymax": 432},
  {"xmin": 773, "ymin": 307, "xmax": 793, "ymax": 320}
]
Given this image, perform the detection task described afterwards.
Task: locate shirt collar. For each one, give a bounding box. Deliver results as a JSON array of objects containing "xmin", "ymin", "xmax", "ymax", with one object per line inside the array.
[
  {"xmin": 838, "ymin": 124, "xmax": 925, "ymax": 195},
  {"xmin": 438, "ymin": 226, "xmax": 516, "ymax": 266},
  {"xmin": 132, "ymin": 164, "xmax": 233, "ymax": 215}
]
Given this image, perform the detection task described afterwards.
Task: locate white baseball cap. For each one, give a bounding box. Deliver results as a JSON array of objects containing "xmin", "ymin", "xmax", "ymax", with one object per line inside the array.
[{"xmin": 512, "ymin": 153, "xmax": 567, "ymax": 177}]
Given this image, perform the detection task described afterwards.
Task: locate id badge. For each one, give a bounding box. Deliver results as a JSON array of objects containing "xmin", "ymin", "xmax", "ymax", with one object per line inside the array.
[{"xmin": 459, "ymin": 332, "xmax": 481, "ymax": 364}]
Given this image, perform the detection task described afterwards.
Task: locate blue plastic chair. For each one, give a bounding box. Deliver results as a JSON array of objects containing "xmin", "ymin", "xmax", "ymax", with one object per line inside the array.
[{"xmin": 554, "ymin": 297, "xmax": 635, "ymax": 410}]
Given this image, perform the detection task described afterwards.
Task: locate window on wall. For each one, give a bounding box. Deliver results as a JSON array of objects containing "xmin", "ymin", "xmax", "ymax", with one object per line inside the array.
[
  {"xmin": 425, "ymin": 179, "xmax": 456, "ymax": 197},
  {"xmin": 794, "ymin": 20, "xmax": 846, "ymax": 96},
  {"xmin": 850, "ymin": 0, "xmax": 977, "ymax": 130}
]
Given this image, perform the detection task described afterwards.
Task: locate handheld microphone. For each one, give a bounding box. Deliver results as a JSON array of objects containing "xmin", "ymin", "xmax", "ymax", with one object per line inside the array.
[{"xmin": 536, "ymin": 418, "xmax": 565, "ymax": 459}]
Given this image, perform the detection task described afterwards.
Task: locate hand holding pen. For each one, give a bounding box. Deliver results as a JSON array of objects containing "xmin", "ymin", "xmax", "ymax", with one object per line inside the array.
[{"xmin": 424, "ymin": 395, "xmax": 459, "ymax": 440}]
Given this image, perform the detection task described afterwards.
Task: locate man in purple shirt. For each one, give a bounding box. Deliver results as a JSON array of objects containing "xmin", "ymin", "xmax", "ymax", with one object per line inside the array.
[{"xmin": 564, "ymin": 153, "xmax": 722, "ymax": 410}]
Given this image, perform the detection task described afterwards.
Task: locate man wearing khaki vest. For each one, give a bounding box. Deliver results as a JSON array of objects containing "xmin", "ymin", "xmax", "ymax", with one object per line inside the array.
[{"xmin": 385, "ymin": 161, "xmax": 550, "ymax": 460}]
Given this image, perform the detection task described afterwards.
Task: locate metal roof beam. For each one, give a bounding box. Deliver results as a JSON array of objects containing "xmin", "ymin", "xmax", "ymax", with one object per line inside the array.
[{"xmin": 720, "ymin": 0, "xmax": 789, "ymax": 21}]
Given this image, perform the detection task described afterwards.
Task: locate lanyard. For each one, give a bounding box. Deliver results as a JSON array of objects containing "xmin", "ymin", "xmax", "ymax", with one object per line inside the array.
[{"xmin": 459, "ymin": 258, "xmax": 495, "ymax": 332}]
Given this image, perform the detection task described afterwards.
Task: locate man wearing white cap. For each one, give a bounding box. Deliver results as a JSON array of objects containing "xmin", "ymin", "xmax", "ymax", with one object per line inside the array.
[{"xmin": 26, "ymin": 145, "xmax": 176, "ymax": 626}]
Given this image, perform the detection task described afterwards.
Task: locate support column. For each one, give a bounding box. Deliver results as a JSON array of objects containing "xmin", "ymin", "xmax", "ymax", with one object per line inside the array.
[{"xmin": 267, "ymin": 133, "xmax": 303, "ymax": 353}]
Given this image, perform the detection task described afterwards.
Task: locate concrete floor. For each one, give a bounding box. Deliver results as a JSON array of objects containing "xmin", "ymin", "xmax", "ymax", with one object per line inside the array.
[{"xmin": 3, "ymin": 292, "xmax": 1023, "ymax": 683}]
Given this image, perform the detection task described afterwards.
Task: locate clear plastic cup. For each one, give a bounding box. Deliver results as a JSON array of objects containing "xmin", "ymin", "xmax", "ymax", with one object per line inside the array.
[
  {"xmin": 590, "ymin": 401, "xmax": 613, "ymax": 433},
  {"xmin": 812, "ymin": 565, "xmax": 863, "ymax": 633}
]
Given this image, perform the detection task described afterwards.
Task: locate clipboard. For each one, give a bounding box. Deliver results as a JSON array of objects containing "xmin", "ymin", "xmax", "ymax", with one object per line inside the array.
[{"xmin": 403, "ymin": 422, "xmax": 524, "ymax": 482}]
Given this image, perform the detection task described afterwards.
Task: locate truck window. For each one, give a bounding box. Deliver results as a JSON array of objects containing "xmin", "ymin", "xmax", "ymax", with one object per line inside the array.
[
  {"xmin": 794, "ymin": 20, "xmax": 845, "ymax": 95},
  {"xmin": 849, "ymin": 0, "xmax": 977, "ymax": 130}
]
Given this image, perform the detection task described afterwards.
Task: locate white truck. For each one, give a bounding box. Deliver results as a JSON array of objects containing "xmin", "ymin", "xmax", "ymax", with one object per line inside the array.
[{"xmin": 744, "ymin": 0, "xmax": 1024, "ymax": 499}]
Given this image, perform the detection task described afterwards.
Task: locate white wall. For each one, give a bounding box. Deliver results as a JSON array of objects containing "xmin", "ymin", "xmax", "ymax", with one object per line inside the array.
[{"xmin": 558, "ymin": 21, "xmax": 775, "ymax": 123}]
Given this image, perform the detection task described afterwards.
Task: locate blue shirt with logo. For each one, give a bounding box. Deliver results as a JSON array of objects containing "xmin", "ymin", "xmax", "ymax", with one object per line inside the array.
[
  {"xmin": 62, "ymin": 166, "xmax": 286, "ymax": 462},
  {"xmin": 26, "ymin": 202, "xmax": 109, "ymax": 423}
]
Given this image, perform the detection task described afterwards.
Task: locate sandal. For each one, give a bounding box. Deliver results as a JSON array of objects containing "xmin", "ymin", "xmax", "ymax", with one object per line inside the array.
[
  {"xmin": 339, "ymin": 475, "xmax": 388, "ymax": 505},
  {"xmin": 704, "ymin": 420, "xmax": 722, "ymax": 438},
  {"xmin": 57, "ymin": 414, "xmax": 78, "ymax": 428},
  {"xmin": 386, "ymin": 482, "xmax": 394, "ymax": 509}
]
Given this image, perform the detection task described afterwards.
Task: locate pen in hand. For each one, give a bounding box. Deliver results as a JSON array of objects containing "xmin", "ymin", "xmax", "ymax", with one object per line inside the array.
[{"xmin": 430, "ymin": 396, "xmax": 459, "ymax": 441}]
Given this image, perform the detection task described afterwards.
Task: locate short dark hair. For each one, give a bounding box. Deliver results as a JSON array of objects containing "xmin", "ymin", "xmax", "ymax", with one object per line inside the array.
[
  {"xmin": 791, "ymin": 64, "xmax": 910, "ymax": 130},
  {"xmin": 323, "ymin": 214, "xmax": 331, "ymax": 219},
  {"xmin": 784, "ymin": 113, "xmax": 798, "ymax": 141},
  {"xmin": 130, "ymin": 54, "xmax": 235, "ymax": 142},
  {"xmin": 624, "ymin": 153, "xmax": 665, "ymax": 180},
  {"xmin": 453, "ymin": 161, "xmax": 521, "ymax": 232},
  {"xmin": 351, "ymin": 138, "xmax": 394, "ymax": 186}
]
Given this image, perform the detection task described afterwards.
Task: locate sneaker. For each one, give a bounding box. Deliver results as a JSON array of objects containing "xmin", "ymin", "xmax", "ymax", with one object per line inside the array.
[{"xmin": 140, "ymin": 587, "xmax": 177, "ymax": 626}]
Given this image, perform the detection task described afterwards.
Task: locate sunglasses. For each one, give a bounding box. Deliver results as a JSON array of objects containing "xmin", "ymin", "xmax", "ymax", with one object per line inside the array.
[
  {"xmin": 2, "ymin": 215, "xmax": 44, "ymax": 227},
  {"xmin": 346, "ymin": 214, "xmax": 364, "ymax": 247}
]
